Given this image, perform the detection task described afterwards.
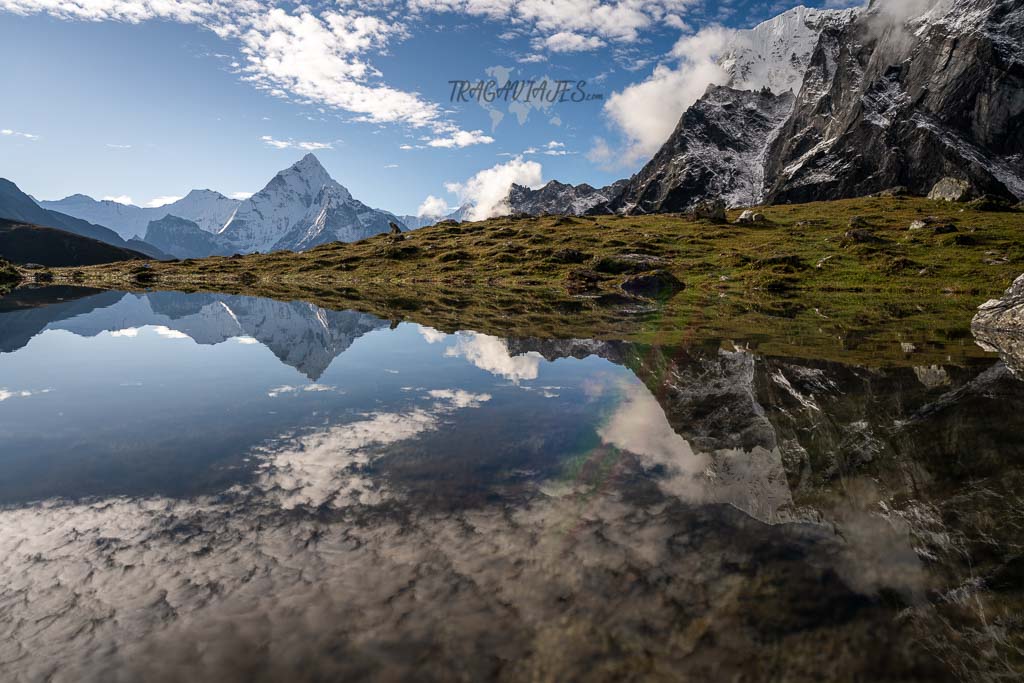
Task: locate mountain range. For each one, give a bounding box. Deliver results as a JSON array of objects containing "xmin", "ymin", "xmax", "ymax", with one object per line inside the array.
[
  {"xmin": 40, "ymin": 189, "xmax": 240, "ymax": 240},
  {"xmin": 3, "ymin": 154, "xmax": 411, "ymax": 261},
  {"xmin": 0, "ymin": 179, "xmax": 168, "ymax": 259},
  {"xmin": 510, "ymin": 0, "xmax": 1024, "ymax": 216}
]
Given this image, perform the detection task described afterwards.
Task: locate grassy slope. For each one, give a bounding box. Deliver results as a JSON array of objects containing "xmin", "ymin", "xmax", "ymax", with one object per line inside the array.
[
  {"xmin": 0, "ymin": 219, "xmax": 150, "ymax": 267},
  {"xmin": 42, "ymin": 196, "xmax": 1024, "ymax": 366}
]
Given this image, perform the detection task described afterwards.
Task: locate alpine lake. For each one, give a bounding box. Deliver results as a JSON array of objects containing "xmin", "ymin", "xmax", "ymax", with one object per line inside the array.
[{"xmin": 1, "ymin": 275, "xmax": 1022, "ymax": 683}]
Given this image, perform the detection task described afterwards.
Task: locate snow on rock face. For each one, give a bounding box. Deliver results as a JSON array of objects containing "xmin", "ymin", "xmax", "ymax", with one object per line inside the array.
[
  {"xmin": 218, "ymin": 153, "xmax": 400, "ymax": 254},
  {"xmin": 720, "ymin": 5, "xmax": 861, "ymax": 95},
  {"xmin": 162, "ymin": 190, "xmax": 241, "ymax": 234},
  {"xmin": 506, "ymin": 180, "xmax": 629, "ymax": 216},
  {"xmin": 608, "ymin": 87, "xmax": 797, "ymax": 214}
]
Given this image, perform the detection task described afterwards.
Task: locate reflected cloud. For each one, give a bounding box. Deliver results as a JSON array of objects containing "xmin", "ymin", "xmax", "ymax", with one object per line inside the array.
[
  {"xmin": 254, "ymin": 389, "xmax": 492, "ymax": 509},
  {"xmin": 417, "ymin": 325, "xmax": 448, "ymax": 344},
  {"xmin": 445, "ymin": 332, "xmax": 542, "ymax": 382},
  {"xmin": 267, "ymin": 384, "xmax": 337, "ymax": 398},
  {"xmin": 0, "ymin": 387, "xmax": 51, "ymax": 401}
]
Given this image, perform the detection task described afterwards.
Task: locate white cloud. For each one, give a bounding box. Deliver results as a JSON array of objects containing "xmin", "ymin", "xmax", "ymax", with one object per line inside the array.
[
  {"xmin": 109, "ymin": 328, "xmax": 140, "ymax": 337},
  {"xmin": 105, "ymin": 143, "xmax": 132, "ymax": 149},
  {"xmin": 261, "ymin": 135, "xmax": 334, "ymax": 151},
  {"xmin": 1, "ymin": 128, "xmax": 38, "ymax": 140},
  {"xmin": 152, "ymin": 326, "xmax": 190, "ymax": 339},
  {"xmin": 425, "ymin": 129, "xmax": 494, "ymax": 148},
  {"xmin": 230, "ymin": 191, "xmax": 254, "ymax": 200},
  {"xmin": 517, "ymin": 53, "xmax": 547, "ymax": 63},
  {"xmin": 543, "ymin": 31, "xmax": 605, "ymax": 53},
  {"xmin": 603, "ymin": 25, "xmax": 732, "ymax": 164},
  {"xmin": 416, "ymin": 194, "xmax": 450, "ymax": 218},
  {"xmin": 586, "ymin": 136, "xmax": 613, "ymax": 164},
  {"xmin": 102, "ymin": 195, "xmax": 134, "ymax": 205},
  {"xmin": 443, "ymin": 155, "xmax": 542, "ymax": 221},
  {"xmin": 0, "ymin": 0, "xmax": 702, "ymax": 155},
  {"xmin": 145, "ymin": 195, "xmax": 183, "ymax": 208}
]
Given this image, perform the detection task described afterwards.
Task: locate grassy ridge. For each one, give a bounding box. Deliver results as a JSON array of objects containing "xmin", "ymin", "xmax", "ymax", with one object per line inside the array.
[{"xmin": 40, "ymin": 196, "xmax": 1024, "ymax": 366}]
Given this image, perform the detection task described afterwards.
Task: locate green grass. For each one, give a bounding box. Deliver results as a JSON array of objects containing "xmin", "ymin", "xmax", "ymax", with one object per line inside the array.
[{"xmin": 42, "ymin": 196, "xmax": 1024, "ymax": 366}]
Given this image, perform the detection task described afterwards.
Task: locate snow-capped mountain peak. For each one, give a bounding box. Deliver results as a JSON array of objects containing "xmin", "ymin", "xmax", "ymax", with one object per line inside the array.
[
  {"xmin": 218, "ymin": 153, "xmax": 396, "ymax": 254},
  {"xmin": 720, "ymin": 5, "xmax": 861, "ymax": 94}
]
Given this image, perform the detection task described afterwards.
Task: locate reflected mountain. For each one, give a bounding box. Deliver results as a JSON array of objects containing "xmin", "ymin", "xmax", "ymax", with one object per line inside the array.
[{"xmin": 1, "ymin": 288, "xmax": 388, "ymax": 379}]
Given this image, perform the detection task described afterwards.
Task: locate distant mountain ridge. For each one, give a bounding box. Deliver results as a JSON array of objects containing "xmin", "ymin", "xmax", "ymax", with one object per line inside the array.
[
  {"xmin": 0, "ymin": 178, "xmax": 167, "ymax": 259},
  {"xmin": 41, "ymin": 190, "xmax": 240, "ymax": 240},
  {"xmin": 32, "ymin": 154, "xmax": 406, "ymax": 259}
]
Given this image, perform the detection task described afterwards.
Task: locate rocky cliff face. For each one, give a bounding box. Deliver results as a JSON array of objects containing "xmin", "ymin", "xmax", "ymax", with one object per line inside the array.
[
  {"xmin": 600, "ymin": 0, "xmax": 1023, "ymax": 214},
  {"xmin": 766, "ymin": 0, "xmax": 1024, "ymax": 203},
  {"xmin": 605, "ymin": 87, "xmax": 796, "ymax": 214}
]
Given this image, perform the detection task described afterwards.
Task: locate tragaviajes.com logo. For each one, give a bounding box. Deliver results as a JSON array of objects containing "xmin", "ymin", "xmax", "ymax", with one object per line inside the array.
[{"xmin": 449, "ymin": 79, "xmax": 603, "ymax": 104}]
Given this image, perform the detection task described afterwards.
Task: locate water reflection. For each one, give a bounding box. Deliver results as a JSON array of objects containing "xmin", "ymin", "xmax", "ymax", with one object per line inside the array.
[{"xmin": 0, "ymin": 288, "xmax": 1022, "ymax": 682}]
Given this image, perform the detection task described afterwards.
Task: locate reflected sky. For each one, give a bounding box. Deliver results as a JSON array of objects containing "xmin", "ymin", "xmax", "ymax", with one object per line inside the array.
[{"xmin": 1, "ymin": 288, "xmax": 1022, "ymax": 682}]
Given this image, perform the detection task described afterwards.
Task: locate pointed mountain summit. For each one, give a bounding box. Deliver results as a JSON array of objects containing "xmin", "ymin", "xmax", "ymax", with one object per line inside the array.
[{"xmin": 218, "ymin": 153, "xmax": 402, "ymax": 254}]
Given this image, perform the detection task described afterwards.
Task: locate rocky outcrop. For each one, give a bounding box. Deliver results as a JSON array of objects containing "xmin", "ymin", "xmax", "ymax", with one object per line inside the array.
[
  {"xmin": 972, "ymin": 274, "xmax": 1024, "ymax": 373},
  {"xmin": 973, "ymin": 273, "xmax": 1024, "ymax": 333},
  {"xmin": 507, "ymin": 179, "xmax": 627, "ymax": 216}
]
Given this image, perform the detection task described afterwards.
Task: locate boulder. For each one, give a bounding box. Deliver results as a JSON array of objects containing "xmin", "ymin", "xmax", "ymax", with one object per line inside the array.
[
  {"xmin": 620, "ymin": 270, "xmax": 684, "ymax": 298},
  {"xmin": 844, "ymin": 229, "xmax": 883, "ymax": 244},
  {"xmin": 875, "ymin": 186, "xmax": 909, "ymax": 198},
  {"xmin": 928, "ymin": 177, "xmax": 974, "ymax": 202},
  {"xmin": 688, "ymin": 199, "xmax": 727, "ymax": 222},
  {"xmin": 592, "ymin": 254, "xmax": 664, "ymax": 274},
  {"xmin": 848, "ymin": 216, "xmax": 869, "ymax": 228},
  {"xmin": 735, "ymin": 210, "xmax": 766, "ymax": 224}
]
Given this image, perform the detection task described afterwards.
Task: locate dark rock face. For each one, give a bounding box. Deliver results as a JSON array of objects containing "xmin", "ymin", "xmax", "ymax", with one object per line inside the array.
[
  {"xmin": 765, "ymin": 0, "xmax": 1024, "ymax": 204},
  {"xmin": 606, "ymin": 87, "xmax": 796, "ymax": 214},
  {"xmin": 144, "ymin": 215, "xmax": 232, "ymax": 260},
  {"xmin": 592, "ymin": 0, "xmax": 1023, "ymax": 214},
  {"xmin": 507, "ymin": 179, "xmax": 627, "ymax": 216}
]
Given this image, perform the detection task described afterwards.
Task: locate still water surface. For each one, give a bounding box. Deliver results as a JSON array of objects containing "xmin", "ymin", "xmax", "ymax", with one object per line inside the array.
[{"xmin": 1, "ymin": 288, "xmax": 1021, "ymax": 681}]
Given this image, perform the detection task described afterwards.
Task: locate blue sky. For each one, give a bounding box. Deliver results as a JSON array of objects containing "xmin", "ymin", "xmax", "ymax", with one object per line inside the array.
[{"xmin": 0, "ymin": 0, "xmax": 856, "ymax": 216}]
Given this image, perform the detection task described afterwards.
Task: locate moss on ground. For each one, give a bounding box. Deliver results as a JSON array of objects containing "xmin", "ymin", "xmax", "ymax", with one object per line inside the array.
[{"xmin": 43, "ymin": 196, "xmax": 1024, "ymax": 366}]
